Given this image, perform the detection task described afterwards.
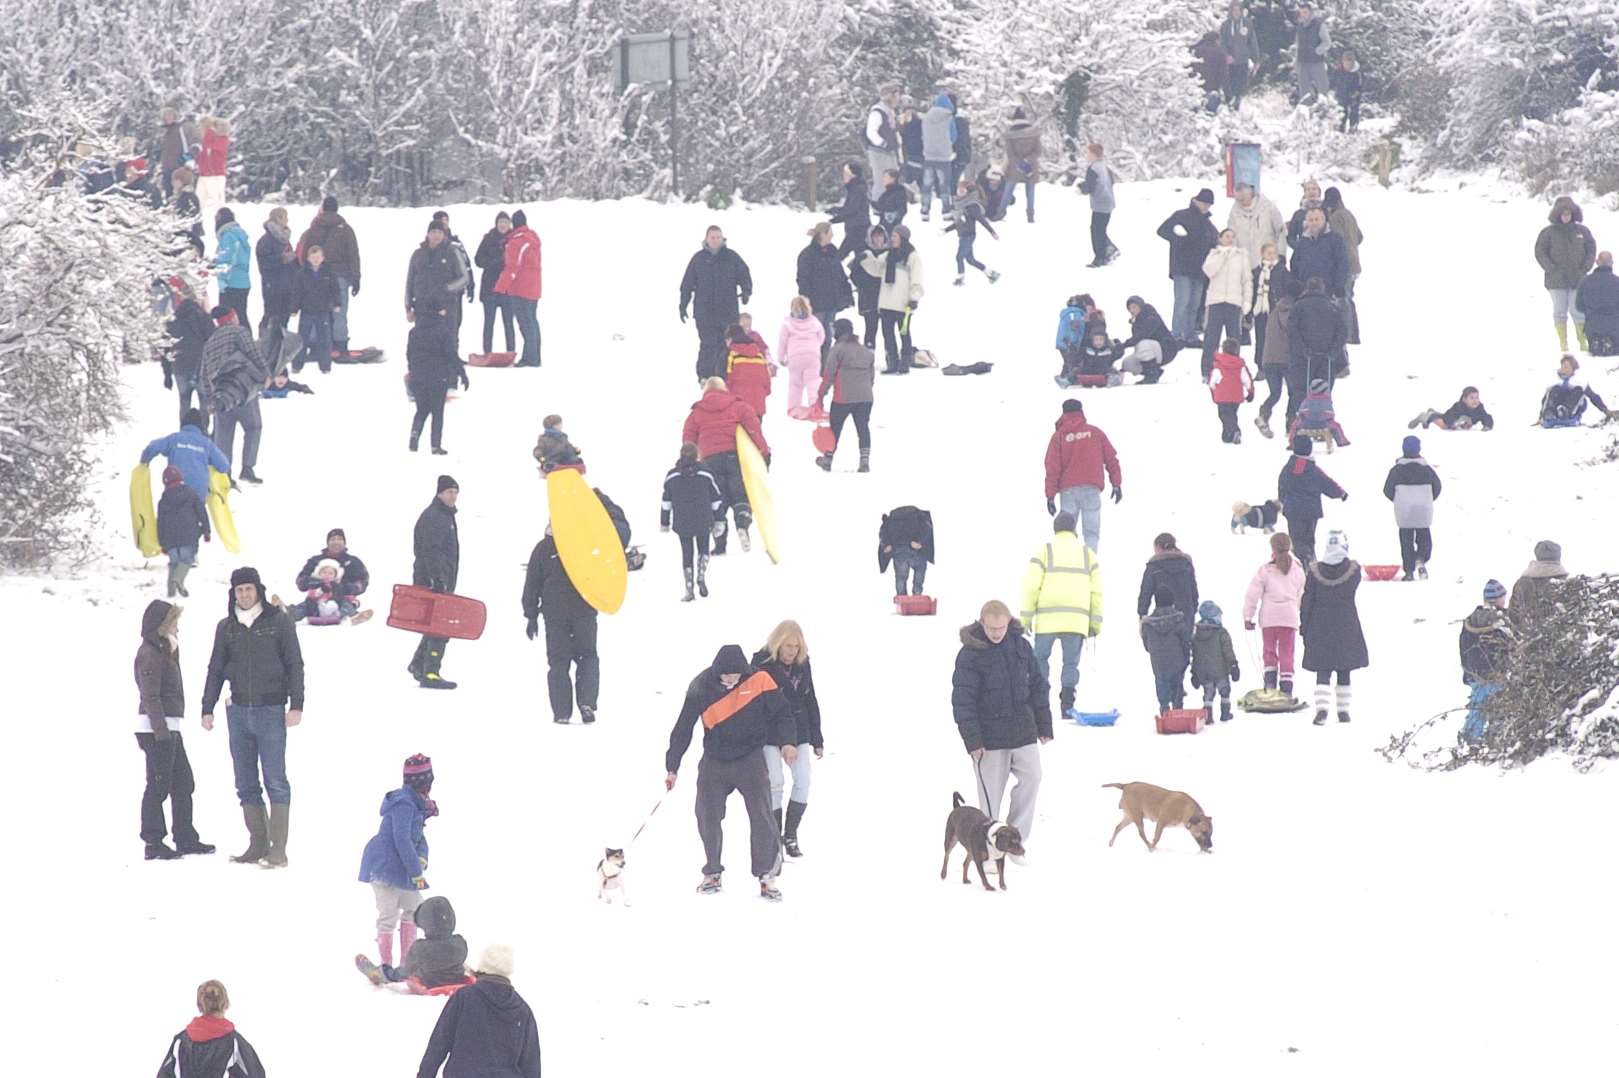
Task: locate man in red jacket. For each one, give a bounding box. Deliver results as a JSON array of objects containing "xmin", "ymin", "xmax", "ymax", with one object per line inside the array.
[
  {"xmin": 1042, "ymin": 398, "xmax": 1121, "ymax": 552},
  {"xmin": 682, "ymin": 378, "xmax": 769, "ymax": 555},
  {"xmin": 494, "ymin": 209, "xmax": 542, "ymax": 367}
]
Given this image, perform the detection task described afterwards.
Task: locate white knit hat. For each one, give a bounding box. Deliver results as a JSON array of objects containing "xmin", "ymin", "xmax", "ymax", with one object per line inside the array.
[
  {"xmin": 313, "ymin": 558, "xmax": 344, "ymax": 579},
  {"xmin": 1320, "ymin": 530, "xmax": 1350, "ymax": 566},
  {"xmin": 476, "ymin": 943, "xmax": 515, "ymax": 978}
]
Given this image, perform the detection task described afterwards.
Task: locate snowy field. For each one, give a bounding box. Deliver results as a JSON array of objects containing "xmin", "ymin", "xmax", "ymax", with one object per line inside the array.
[{"xmin": 8, "ymin": 176, "xmax": 1619, "ymax": 1075}]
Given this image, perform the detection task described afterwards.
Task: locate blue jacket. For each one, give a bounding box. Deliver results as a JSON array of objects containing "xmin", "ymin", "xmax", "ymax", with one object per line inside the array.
[
  {"xmin": 1277, "ymin": 454, "xmax": 1346, "ymax": 520},
  {"xmin": 1054, "ymin": 305, "xmax": 1090, "ymax": 351},
  {"xmin": 358, "ymin": 785, "xmax": 430, "ymax": 890},
  {"xmin": 140, "ymin": 425, "xmax": 229, "ymax": 499},
  {"xmin": 213, "ymin": 222, "xmax": 252, "ymax": 290}
]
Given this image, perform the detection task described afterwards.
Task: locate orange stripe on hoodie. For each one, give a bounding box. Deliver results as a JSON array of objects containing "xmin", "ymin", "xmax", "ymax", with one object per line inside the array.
[{"xmin": 701, "ymin": 670, "xmax": 778, "ymax": 730}]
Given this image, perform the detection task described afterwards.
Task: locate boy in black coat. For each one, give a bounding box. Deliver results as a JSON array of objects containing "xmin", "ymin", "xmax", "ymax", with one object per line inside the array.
[
  {"xmin": 156, "ymin": 465, "xmax": 209, "ymax": 597},
  {"xmin": 1140, "ymin": 586, "xmax": 1192, "ymax": 713},
  {"xmin": 661, "ymin": 443, "xmax": 724, "ymax": 600},
  {"xmin": 1278, "ymin": 435, "xmax": 1347, "ymax": 564}
]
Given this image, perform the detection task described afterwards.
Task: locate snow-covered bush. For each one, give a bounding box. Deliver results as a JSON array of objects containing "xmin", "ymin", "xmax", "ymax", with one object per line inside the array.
[
  {"xmin": 0, "ymin": 127, "xmax": 195, "ymax": 568},
  {"xmin": 1509, "ymin": 83, "xmax": 1619, "ymax": 195}
]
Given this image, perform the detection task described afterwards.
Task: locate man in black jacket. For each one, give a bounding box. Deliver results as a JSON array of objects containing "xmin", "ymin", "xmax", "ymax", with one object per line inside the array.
[
  {"xmin": 411, "ymin": 476, "xmax": 461, "ymax": 689},
  {"xmin": 255, "ymin": 207, "xmax": 298, "ymax": 336},
  {"xmin": 665, "ymin": 645, "xmax": 795, "ymax": 901},
  {"xmin": 416, "ymin": 944, "xmax": 540, "ymax": 1078},
  {"xmin": 679, "ymin": 226, "xmax": 753, "ymax": 382},
  {"xmin": 951, "ymin": 600, "xmax": 1051, "ymax": 851},
  {"xmin": 1287, "ymin": 276, "xmax": 1348, "ymax": 417},
  {"xmin": 1156, "ymin": 189, "xmax": 1220, "ymax": 344},
  {"xmin": 1288, "ymin": 207, "xmax": 1349, "ymax": 297},
  {"xmin": 164, "ymin": 291, "xmax": 213, "ymax": 424},
  {"xmin": 294, "ymin": 528, "xmax": 370, "ymax": 598},
  {"xmin": 522, "ymin": 526, "xmax": 600, "ymax": 725},
  {"xmin": 405, "ymin": 219, "xmax": 467, "ymax": 323},
  {"xmin": 201, "ymin": 566, "xmax": 305, "ymax": 867}
]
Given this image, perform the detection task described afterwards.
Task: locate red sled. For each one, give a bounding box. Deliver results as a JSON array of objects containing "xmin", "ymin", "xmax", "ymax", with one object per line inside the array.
[
  {"xmin": 894, "ymin": 595, "xmax": 937, "ymax": 615},
  {"xmin": 1155, "ymin": 708, "xmax": 1207, "ymax": 735},
  {"xmin": 467, "ymin": 352, "xmax": 516, "ymax": 368},
  {"xmin": 1362, "ymin": 564, "xmax": 1401, "ymax": 582},
  {"xmin": 386, "ymin": 585, "xmax": 487, "ymax": 640},
  {"xmin": 812, "ymin": 424, "xmax": 836, "ymax": 453},
  {"xmin": 407, "ymin": 974, "xmax": 475, "ymax": 996},
  {"xmin": 1072, "ymin": 374, "xmax": 1110, "ymax": 387}
]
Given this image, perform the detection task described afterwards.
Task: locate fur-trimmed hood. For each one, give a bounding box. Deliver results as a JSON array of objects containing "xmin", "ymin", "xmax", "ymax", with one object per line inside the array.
[
  {"xmin": 1309, "ymin": 559, "xmax": 1360, "ymax": 586},
  {"xmin": 1518, "ymin": 558, "xmax": 1567, "ymax": 581},
  {"xmin": 1548, "ymin": 196, "xmax": 1582, "ymax": 225},
  {"xmin": 958, "ymin": 619, "xmax": 1026, "ymax": 649}
]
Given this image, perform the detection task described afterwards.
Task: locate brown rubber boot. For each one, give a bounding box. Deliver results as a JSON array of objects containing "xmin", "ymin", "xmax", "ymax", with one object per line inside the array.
[
  {"xmin": 232, "ymin": 803, "xmax": 270, "ymax": 863},
  {"xmin": 262, "ymin": 803, "xmax": 290, "ymax": 867}
]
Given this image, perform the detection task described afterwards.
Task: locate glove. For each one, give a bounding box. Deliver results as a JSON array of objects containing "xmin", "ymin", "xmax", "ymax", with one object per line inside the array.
[
  {"xmin": 525, "ymin": 616, "xmax": 538, "ymax": 641},
  {"xmin": 1190, "ymin": 674, "xmax": 1201, "ymax": 690},
  {"xmin": 1046, "ymin": 497, "xmax": 1056, "ymax": 515},
  {"xmin": 459, "ymin": 371, "xmax": 470, "ymax": 390},
  {"xmin": 679, "ymin": 306, "xmax": 688, "ymax": 324},
  {"xmin": 1244, "ymin": 621, "xmax": 1255, "ymax": 631},
  {"xmin": 204, "ymin": 534, "xmax": 212, "ymax": 543},
  {"xmin": 411, "ymin": 875, "xmax": 428, "ymax": 891},
  {"xmin": 1111, "ymin": 487, "xmax": 1123, "ymax": 504},
  {"xmin": 466, "ymin": 285, "xmax": 476, "ymax": 302},
  {"xmin": 1339, "ymin": 491, "xmax": 1349, "ymax": 501},
  {"xmin": 163, "ymin": 371, "xmax": 174, "ymax": 390},
  {"xmin": 907, "ymin": 300, "xmax": 919, "ymax": 311},
  {"xmin": 1246, "ymin": 392, "xmax": 1254, "ymax": 403},
  {"xmin": 740, "ymin": 293, "xmax": 751, "ymax": 305},
  {"xmin": 1230, "ymin": 663, "xmax": 1241, "ymax": 681},
  {"xmin": 350, "ymin": 281, "xmax": 361, "ymax": 297}
]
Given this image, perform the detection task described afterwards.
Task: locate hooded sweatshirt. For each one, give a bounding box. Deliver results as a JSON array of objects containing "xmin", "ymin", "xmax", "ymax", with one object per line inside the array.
[
  {"xmin": 405, "ymin": 896, "xmax": 471, "ymax": 987},
  {"xmin": 682, "ymin": 388, "xmax": 769, "ymax": 460},
  {"xmin": 665, "ymin": 646, "xmax": 792, "ymax": 771},
  {"xmin": 414, "ymin": 974, "xmax": 541, "ymax": 1078}
]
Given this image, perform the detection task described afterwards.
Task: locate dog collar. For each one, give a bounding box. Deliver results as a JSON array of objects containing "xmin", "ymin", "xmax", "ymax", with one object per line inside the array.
[{"xmin": 985, "ymin": 821, "xmax": 1011, "ymax": 853}]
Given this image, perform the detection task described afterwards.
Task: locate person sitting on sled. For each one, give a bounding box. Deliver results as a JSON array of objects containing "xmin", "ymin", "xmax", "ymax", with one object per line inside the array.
[
  {"xmin": 533, "ymin": 414, "xmax": 584, "ymax": 473},
  {"xmin": 1287, "ymin": 378, "xmax": 1350, "ymax": 447},
  {"xmin": 1538, "ymin": 354, "xmax": 1615, "ymax": 427},
  {"xmin": 357, "ymin": 895, "xmax": 470, "ymax": 990},
  {"xmin": 1058, "ymin": 329, "xmax": 1124, "ymax": 387},
  {"xmin": 286, "ymin": 558, "xmax": 370, "ymax": 624}
]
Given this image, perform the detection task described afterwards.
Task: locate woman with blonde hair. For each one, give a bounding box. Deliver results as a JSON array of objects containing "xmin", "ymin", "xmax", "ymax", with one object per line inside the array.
[
  {"xmin": 778, "ymin": 293, "xmax": 828, "ymax": 416},
  {"xmin": 155, "ymin": 979, "xmax": 266, "ymax": 1077},
  {"xmin": 752, "ymin": 619, "xmax": 824, "ymax": 857}
]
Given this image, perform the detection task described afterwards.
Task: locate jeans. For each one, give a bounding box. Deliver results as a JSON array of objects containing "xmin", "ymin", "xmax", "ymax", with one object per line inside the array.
[
  {"xmin": 481, "ymin": 295, "xmax": 516, "ymax": 353},
  {"xmin": 879, "ymin": 309, "xmax": 913, "ymax": 371},
  {"xmin": 175, "ymin": 370, "xmax": 199, "ymax": 423},
  {"xmin": 299, "ymin": 311, "xmax": 333, "ymax": 373},
  {"xmin": 955, "ymin": 234, "xmax": 985, "ymax": 275},
  {"xmin": 226, "ymin": 704, "xmax": 290, "ymax": 806},
  {"xmin": 512, "ymin": 296, "xmax": 540, "ymax": 365},
  {"xmin": 1154, "ymin": 671, "xmax": 1186, "ymax": 711},
  {"xmin": 1258, "ymin": 365, "xmax": 1285, "ymax": 418},
  {"xmin": 1217, "ymin": 401, "xmax": 1241, "ymax": 442},
  {"xmin": 1090, "ymin": 212, "xmax": 1112, "ymax": 262},
  {"xmin": 1171, "ymin": 275, "xmax": 1207, "ymax": 340},
  {"xmin": 1057, "ymin": 485, "xmax": 1102, "ymax": 551},
  {"xmin": 1034, "ymin": 633, "xmax": 1083, "ymax": 705},
  {"xmin": 974, "ymin": 744, "xmax": 1042, "ymax": 840},
  {"xmin": 694, "ymin": 748, "xmax": 781, "ymax": 879},
  {"xmin": 763, "ymin": 742, "xmax": 814, "ymax": 809},
  {"xmin": 1549, "ymin": 288, "xmax": 1583, "ymax": 327},
  {"xmin": 543, "ymin": 610, "xmax": 600, "ymax": 721},
  {"xmin": 168, "ymin": 544, "xmax": 196, "ymax": 568},
  {"xmin": 213, "ymin": 398, "xmax": 262, "ymax": 472},
  {"xmin": 334, "ymin": 276, "xmax": 353, "ymax": 344},
  {"xmin": 828, "ymin": 401, "xmax": 872, "ymax": 450},
  {"xmin": 411, "ymin": 385, "xmax": 448, "ymax": 450},
  {"xmin": 1202, "ymin": 301, "xmax": 1243, "ymax": 377},
  {"xmin": 891, "ymin": 549, "xmax": 926, "ymax": 595},
  {"xmin": 1398, "ymin": 527, "xmax": 1433, "ymax": 572},
  {"xmin": 1463, "ymin": 681, "xmax": 1499, "ymax": 740},
  {"xmin": 920, "ymin": 162, "xmax": 953, "ymax": 216},
  {"xmin": 1021, "ymin": 180, "xmax": 1035, "ymax": 222},
  {"xmin": 136, "ymin": 731, "xmax": 199, "ymax": 845}
]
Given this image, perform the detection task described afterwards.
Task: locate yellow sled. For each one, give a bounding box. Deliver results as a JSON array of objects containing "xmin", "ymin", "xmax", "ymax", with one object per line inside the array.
[
  {"xmin": 208, "ymin": 468, "xmax": 241, "ymax": 553},
  {"xmin": 736, "ymin": 427, "xmax": 780, "ymax": 565},
  {"xmin": 546, "ymin": 468, "xmax": 627, "ymax": 614},
  {"xmin": 130, "ymin": 464, "xmax": 161, "ymax": 557}
]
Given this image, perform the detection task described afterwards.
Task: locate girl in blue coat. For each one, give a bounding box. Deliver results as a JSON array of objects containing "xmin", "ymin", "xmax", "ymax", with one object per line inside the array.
[{"xmin": 358, "ymin": 754, "xmax": 437, "ymax": 972}]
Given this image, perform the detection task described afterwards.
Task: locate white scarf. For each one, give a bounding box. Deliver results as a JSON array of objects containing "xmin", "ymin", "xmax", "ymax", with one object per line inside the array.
[{"xmin": 235, "ymin": 602, "xmax": 263, "ymax": 628}]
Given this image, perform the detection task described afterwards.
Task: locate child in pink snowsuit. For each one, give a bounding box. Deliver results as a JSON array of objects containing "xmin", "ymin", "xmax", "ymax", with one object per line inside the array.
[
  {"xmin": 778, "ymin": 295, "xmax": 826, "ymax": 416},
  {"xmin": 1242, "ymin": 532, "xmax": 1307, "ymax": 696}
]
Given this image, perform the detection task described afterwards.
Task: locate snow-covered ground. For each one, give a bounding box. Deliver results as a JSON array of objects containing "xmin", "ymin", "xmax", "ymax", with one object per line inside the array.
[{"xmin": 9, "ymin": 176, "xmax": 1618, "ymax": 1075}]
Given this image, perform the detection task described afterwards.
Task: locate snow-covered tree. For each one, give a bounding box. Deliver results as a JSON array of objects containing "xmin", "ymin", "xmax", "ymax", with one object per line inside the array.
[{"xmin": 0, "ymin": 119, "xmax": 198, "ymax": 567}]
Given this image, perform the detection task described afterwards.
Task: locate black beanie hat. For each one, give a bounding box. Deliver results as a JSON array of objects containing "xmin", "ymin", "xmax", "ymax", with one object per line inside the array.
[
  {"xmin": 1062, "ymin": 398, "xmax": 1084, "ymax": 414},
  {"xmin": 427, "ymin": 217, "xmax": 445, "ymax": 234},
  {"xmin": 322, "ymin": 195, "xmax": 339, "ymax": 212},
  {"xmin": 511, "ymin": 209, "xmax": 528, "ymax": 228},
  {"xmin": 215, "ymin": 207, "xmax": 234, "ymax": 227},
  {"xmin": 437, "ymin": 474, "xmax": 459, "ymax": 494},
  {"xmin": 711, "ymin": 645, "xmax": 749, "ymax": 676},
  {"xmin": 327, "ymin": 527, "xmax": 346, "ymax": 541},
  {"xmin": 1290, "ymin": 434, "xmax": 1313, "ymax": 457},
  {"xmin": 833, "ymin": 317, "xmax": 854, "ymax": 339}
]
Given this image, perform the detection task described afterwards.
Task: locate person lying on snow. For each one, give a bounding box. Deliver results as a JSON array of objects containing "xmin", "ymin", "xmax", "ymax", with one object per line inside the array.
[
  {"xmin": 1409, "ymin": 385, "xmax": 1492, "ymax": 431},
  {"xmin": 1538, "ymin": 354, "xmax": 1615, "ymax": 427},
  {"xmin": 261, "ymin": 369, "xmax": 314, "ymax": 398}
]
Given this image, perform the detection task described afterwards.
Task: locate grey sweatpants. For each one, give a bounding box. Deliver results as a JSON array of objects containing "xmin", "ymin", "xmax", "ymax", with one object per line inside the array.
[
  {"xmin": 974, "ymin": 744, "xmax": 1042, "ymax": 841},
  {"xmin": 695, "ymin": 748, "xmax": 782, "ymax": 880},
  {"xmin": 372, "ymin": 881, "xmax": 422, "ymax": 934}
]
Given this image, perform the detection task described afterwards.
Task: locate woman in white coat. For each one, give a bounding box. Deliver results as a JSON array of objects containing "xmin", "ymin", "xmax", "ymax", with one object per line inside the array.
[
  {"xmin": 1202, "ymin": 228, "xmax": 1253, "ymax": 378},
  {"xmin": 860, "ymin": 223, "xmax": 924, "ymax": 374}
]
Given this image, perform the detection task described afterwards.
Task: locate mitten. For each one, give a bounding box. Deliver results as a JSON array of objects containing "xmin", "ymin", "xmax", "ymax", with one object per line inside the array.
[
  {"xmin": 1046, "ymin": 497, "xmax": 1056, "ymax": 515},
  {"xmin": 1230, "ymin": 662, "xmax": 1241, "ymax": 681},
  {"xmin": 525, "ymin": 616, "xmax": 538, "ymax": 641},
  {"xmin": 679, "ymin": 306, "xmax": 688, "ymax": 323},
  {"xmin": 350, "ymin": 281, "xmax": 361, "ymax": 296},
  {"xmin": 1111, "ymin": 487, "xmax": 1123, "ymax": 504},
  {"xmin": 1243, "ymin": 621, "xmax": 1255, "ymax": 631}
]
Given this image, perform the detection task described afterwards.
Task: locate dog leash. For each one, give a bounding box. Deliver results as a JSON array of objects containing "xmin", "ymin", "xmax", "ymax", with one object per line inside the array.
[
  {"xmin": 627, "ymin": 794, "xmax": 667, "ymax": 848},
  {"xmin": 972, "ymin": 754, "xmax": 992, "ymax": 816}
]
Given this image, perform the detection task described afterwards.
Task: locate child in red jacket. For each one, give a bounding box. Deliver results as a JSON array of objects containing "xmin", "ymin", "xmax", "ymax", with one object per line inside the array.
[
  {"xmin": 725, "ymin": 323, "xmax": 772, "ymax": 418},
  {"xmin": 1208, "ymin": 338, "xmax": 1254, "ymax": 444}
]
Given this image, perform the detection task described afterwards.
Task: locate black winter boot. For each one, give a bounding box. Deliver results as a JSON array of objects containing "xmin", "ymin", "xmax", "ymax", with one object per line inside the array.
[
  {"xmin": 783, "ymin": 800, "xmax": 806, "ymax": 858},
  {"xmin": 1220, "ymin": 697, "xmax": 1233, "ymax": 722},
  {"xmin": 1264, "ymin": 669, "xmax": 1278, "ymax": 691},
  {"xmin": 1059, "ymin": 686, "xmax": 1076, "ymax": 714}
]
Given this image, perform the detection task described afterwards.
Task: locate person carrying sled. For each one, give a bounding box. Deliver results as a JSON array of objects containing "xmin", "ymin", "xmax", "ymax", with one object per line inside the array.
[
  {"xmin": 1243, "ymin": 532, "xmax": 1306, "ymax": 698},
  {"xmin": 662, "ymin": 443, "xmax": 724, "ymax": 601},
  {"xmin": 409, "ymin": 476, "xmax": 461, "ymax": 690},
  {"xmin": 523, "ymin": 521, "xmax": 602, "ymax": 725},
  {"xmin": 665, "ymin": 644, "xmax": 796, "ymax": 901},
  {"xmin": 815, "ymin": 318, "xmax": 876, "ymax": 472},
  {"xmin": 357, "ymin": 754, "xmax": 438, "ymax": 976},
  {"xmin": 681, "ymin": 378, "xmax": 769, "ymax": 555},
  {"xmin": 1538, "ymin": 354, "xmax": 1615, "ymax": 427},
  {"xmin": 1019, "ymin": 512, "xmax": 1103, "ymax": 722},
  {"xmin": 1459, "ymin": 579, "xmax": 1513, "ymax": 741},
  {"xmin": 1278, "ymin": 435, "xmax": 1347, "ymax": 565}
]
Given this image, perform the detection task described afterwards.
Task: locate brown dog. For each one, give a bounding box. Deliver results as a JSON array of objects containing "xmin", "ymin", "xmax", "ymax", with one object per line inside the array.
[
  {"xmin": 940, "ymin": 792, "xmax": 1025, "ymax": 891},
  {"xmin": 1103, "ymin": 782, "xmax": 1213, "ymax": 852}
]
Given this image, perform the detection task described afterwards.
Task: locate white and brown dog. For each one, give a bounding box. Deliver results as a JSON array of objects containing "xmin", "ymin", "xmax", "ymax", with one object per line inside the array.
[
  {"xmin": 597, "ymin": 848, "xmax": 628, "ymax": 904},
  {"xmin": 1231, "ymin": 500, "xmax": 1281, "ymax": 535}
]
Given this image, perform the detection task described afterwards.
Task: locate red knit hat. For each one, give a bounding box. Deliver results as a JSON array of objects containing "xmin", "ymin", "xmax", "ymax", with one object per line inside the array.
[
  {"xmin": 162, "ymin": 466, "xmax": 184, "ymax": 487},
  {"xmin": 403, "ymin": 754, "xmax": 434, "ymax": 791}
]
